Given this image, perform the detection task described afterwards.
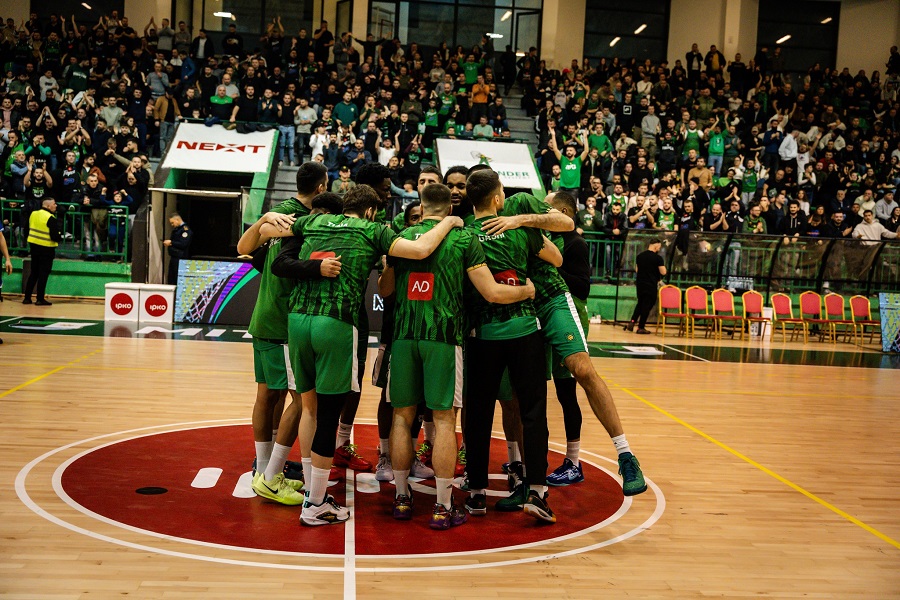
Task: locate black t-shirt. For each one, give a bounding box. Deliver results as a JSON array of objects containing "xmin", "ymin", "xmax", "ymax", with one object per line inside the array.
[{"xmin": 636, "ymin": 250, "xmax": 664, "ymax": 287}]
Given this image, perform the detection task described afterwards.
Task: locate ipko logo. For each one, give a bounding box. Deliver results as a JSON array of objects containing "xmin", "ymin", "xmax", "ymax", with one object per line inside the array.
[
  {"xmin": 144, "ymin": 294, "xmax": 169, "ymax": 317},
  {"xmin": 110, "ymin": 293, "xmax": 134, "ymax": 316}
]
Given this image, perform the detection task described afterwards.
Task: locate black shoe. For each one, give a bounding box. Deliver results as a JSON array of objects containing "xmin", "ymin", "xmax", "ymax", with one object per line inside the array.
[
  {"xmin": 464, "ymin": 493, "xmax": 487, "ymax": 516},
  {"xmin": 523, "ymin": 490, "xmax": 556, "ymax": 523},
  {"xmin": 635, "ymin": 328, "xmax": 651, "ymax": 334},
  {"xmin": 35, "ymin": 299, "xmax": 53, "ymax": 306},
  {"xmin": 624, "ymin": 322, "xmax": 635, "ymax": 332},
  {"xmin": 22, "ymin": 297, "xmax": 33, "ymax": 305}
]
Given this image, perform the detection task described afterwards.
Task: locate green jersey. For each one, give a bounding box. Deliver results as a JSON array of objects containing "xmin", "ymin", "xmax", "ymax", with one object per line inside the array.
[
  {"xmin": 656, "ymin": 209, "xmax": 677, "ymax": 231},
  {"xmin": 391, "ymin": 220, "xmax": 486, "ymax": 346},
  {"xmin": 608, "ymin": 194, "xmax": 628, "ymax": 211},
  {"xmin": 466, "ymin": 216, "xmax": 543, "ymax": 340},
  {"xmin": 708, "ymin": 131, "xmax": 725, "ymax": 156},
  {"xmin": 248, "ymin": 198, "xmax": 311, "ymax": 340},
  {"xmin": 683, "ymin": 129, "xmax": 701, "ymax": 152},
  {"xmin": 741, "ymin": 170, "xmax": 758, "ymax": 193},
  {"xmin": 459, "ymin": 58, "xmax": 484, "ymax": 84},
  {"xmin": 287, "ymin": 214, "xmax": 398, "ymax": 325},
  {"xmin": 559, "ymin": 156, "xmax": 582, "ymax": 188}
]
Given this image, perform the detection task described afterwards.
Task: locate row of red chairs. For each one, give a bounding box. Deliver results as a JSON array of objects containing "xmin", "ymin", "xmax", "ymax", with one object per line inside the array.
[{"xmin": 656, "ymin": 286, "xmax": 881, "ymax": 344}]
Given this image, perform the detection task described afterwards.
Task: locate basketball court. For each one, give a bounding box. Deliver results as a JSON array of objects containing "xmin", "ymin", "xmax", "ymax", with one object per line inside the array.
[{"xmin": 1, "ymin": 299, "xmax": 898, "ymax": 598}]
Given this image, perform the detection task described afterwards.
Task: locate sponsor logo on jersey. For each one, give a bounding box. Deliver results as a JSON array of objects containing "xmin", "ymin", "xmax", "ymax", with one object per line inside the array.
[
  {"xmin": 407, "ymin": 272, "xmax": 435, "ymax": 301},
  {"xmin": 492, "ymin": 269, "xmax": 520, "ymax": 286},
  {"xmin": 310, "ymin": 251, "xmax": 336, "ymax": 259}
]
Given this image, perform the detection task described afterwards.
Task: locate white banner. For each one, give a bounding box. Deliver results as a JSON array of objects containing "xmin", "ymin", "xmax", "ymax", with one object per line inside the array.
[
  {"xmin": 161, "ymin": 123, "xmax": 277, "ymax": 173},
  {"xmin": 435, "ymin": 139, "xmax": 542, "ymax": 190}
]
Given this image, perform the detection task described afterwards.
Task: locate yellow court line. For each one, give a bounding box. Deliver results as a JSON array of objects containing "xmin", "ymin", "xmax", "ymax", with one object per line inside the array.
[
  {"xmin": 0, "ymin": 349, "xmax": 103, "ymax": 399},
  {"xmin": 619, "ymin": 385, "xmax": 900, "ymax": 551}
]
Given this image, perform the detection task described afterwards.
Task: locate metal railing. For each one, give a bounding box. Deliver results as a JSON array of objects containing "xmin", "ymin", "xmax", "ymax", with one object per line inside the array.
[{"xmin": 1, "ymin": 199, "xmax": 130, "ymax": 262}]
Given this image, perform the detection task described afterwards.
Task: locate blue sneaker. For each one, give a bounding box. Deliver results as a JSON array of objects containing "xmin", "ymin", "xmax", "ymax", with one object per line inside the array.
[{"xmin": 546, "ymin": 457, "xmax": 585, "ymax": 487}]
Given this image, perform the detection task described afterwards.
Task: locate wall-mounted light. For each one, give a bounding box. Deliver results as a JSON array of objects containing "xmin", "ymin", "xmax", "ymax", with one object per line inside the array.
[
  {"xmin": 820, "ymin": 17, "xmax": 832, "ymax": 24},
  {"xmin": 500, "ymin": 10, "xmax": 512, "ymax": 22},
  {"xmin": 515, "ymin": 51, "xmax": 525, "ymax": 57},
  {"xmin": 81, "ymin": 2, "xmax": 92, "ymax": 9},
  {"xmin": 610, "ymin": 36, "xmax": 621, "ymax": 47},
  {"xmin": 776, "ymin": 34, "xmax": 791, "ymax": 44},
  {"xmin": 634, "ymin": 24, "xmax": 647, "ymax": 35},
  {"xmin": 486, "ymin": 33, "xmax": 504, "ymax": 39},
  {"xmin": 214, "ymin": 11, "xmax": 235, "ymax": 19}
]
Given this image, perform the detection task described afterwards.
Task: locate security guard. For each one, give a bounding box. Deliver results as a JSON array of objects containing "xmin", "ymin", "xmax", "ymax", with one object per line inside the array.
[
  {"xmin": 164, "ymin": 213, "xmax": 193, "ymax": 284},
  {"xmin": 23, "ymin": 198, "xmax": 62, "ymax": 306}
]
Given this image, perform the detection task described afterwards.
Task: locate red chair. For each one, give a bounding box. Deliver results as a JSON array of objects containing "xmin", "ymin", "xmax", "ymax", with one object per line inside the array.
[
  {"xmin": 656, "ymin": 284, "xmax": 689, "ymax": 337},
  {"xmin": 711, "ymin": 289, "xmax": 746, "ymax": 339},
  {"xmin": 823, "ymin": 293, "xmax": 857, "ymax": 344},
  {"xmin": 771, "ymin": 293, "xmax": 807, "ymax": 343},
  {"xmin": 849, "ymin": 295, "xmax": 881, "ymax": 344},
  {"xmin": 742, "ymin": 290, "xmax": 771, "ymax": 340},
  {"xmin": 799, "ymin": 291, "xmax": 835, "ymax": 342},
  {"xmin": 685, "ymin": 286, "xmax": 718, "ymax": 338}
]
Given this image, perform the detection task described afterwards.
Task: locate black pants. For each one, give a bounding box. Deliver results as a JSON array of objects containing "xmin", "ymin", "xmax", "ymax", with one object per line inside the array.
[
  {"xmin": 465, "ymin": 331, "xmax": 549, "ymax": 490},
  {"xmin": 24, "ymin": 244, "xmax": 55, "ymax": 301},
  {"xmin": 630, "ymin": 284, "xmax": 658, "ymax": 328},
  {"xmin": 167, "ymin": 257, "xmax": 180, "ymax": 285}
]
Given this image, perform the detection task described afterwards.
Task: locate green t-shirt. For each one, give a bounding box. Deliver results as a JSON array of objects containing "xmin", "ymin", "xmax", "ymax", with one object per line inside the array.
[
  {"xmin": 424, "ymin": 109, "xmax": 439, "ymax": 127},
  {"xmin": 465, "ymin": 215, "xmax": 542, "ymax": 340},
  {"xmin": 741, "ymin": 170, "xmax": 757, "ymax": 193},
  {"xmin": 248, "ymin": 198, "xmax": 311, "ymax": 340},
  {"xmin": 459, "ymin": 58, "xmax": 484, "ymax": 84},
  {"xmin": 391, "ymin": 220, "xmax": 486, "ymax": 346},
  {"xmin": 588, "ymin": 133, "xmax": 612, "ymax": 155},
  {"xmin": 656, "ymin": 209, "xmax": 677, "ymax": 231},
  {"xmin": 333, "ymin": 101, "xmax": 359, "ymax": 126},
  {"xmin": 708, "ymin": 131, "xmax": 725, "ymax": 156},
  {"xmin": 287, "ymin": 214, "xmax": 398, "ymax": 325},
  {"xmin": 438, "ymin": 93, "xmax": 455, "ymax": 115},
  {"xmin": 559, "ymin": 155, "xmax": 582, "ymax": 189}
]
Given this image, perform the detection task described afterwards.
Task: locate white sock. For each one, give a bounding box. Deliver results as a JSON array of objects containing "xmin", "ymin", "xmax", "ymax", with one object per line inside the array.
[
  {"xmin": 612, "ymin": 434, "xmax": 632, "ymax": 456},
  {"xmin": 394, "ymin": 469, "xmax": 410, "ymax": 497},
  {"xmin": 255, "ymin": 441, "xmax": 274, "ymax": 475},
  {"xmin": 506, "ymin": 441, "xmax": 521, "ymax": 464},
  {"xmin": 435, "ymin": 477, "xmax": 453, "ymax": 509},
  {"xmin": 336, "ymin": 422, "xmax": 353, "ymax": 447},
  {"xmin": 423, "ymin": 421, "xmax": 435, "ymax": 444},
  {"xmin": 306, "ymin": 466, "xmax": 329, "ymax": 506},
  {"xmin": 531, "ymin": 484, "xmax": 548, "ymax": 496},
  {"xmin": 264, "ymin": 443, "xmax": 292, "ymax": 481},
  {"xmin": 379, "ymin": 438, "xmax": 390, "ymax": 455},
  {"xmin": 566, "ymin": 440, "xmax": 580, "ymax": 465},
  {"xmin": 469, "ymin": 488, "xmax": 486, "ymax": 497},
  {"xmin": 301, "ymin": 457, "xmax": 312, "ymax": 484}
]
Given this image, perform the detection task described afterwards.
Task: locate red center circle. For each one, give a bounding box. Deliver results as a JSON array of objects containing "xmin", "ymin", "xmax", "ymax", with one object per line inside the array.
[
  {"xmin": 110, "ymin": 293, "xmax": 134, "ymax": 316},
  {"xmin": 144, "ymin": 294, "xmax": 168, "ymax": 317},
  {"xmin": 60, "ymin": 424, "xmax": 625, "ymax": 556}
]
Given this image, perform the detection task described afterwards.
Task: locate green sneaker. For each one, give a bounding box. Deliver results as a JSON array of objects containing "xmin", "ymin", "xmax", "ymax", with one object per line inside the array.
[
  {"xmin": 617, "ymin": 452, "xmax": 647, "ymax": 496},
  {"xmin": 251, "ymin": 472, "xmax": 305, "ymax": 505},
  {"xmin": 495, "ymin": 483, "xmax": 528, "ymax": 511}
]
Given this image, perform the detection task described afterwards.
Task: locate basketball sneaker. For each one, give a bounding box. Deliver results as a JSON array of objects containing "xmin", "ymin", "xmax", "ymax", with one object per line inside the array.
[
  {"xmin": 300, "ymin": 494, "xmax": 350, "ymax": 526},
  {"xmin": 410, "ymin": 457, "xmax": 434, "ymax": 479},
  {"xmin": 464, "ymin": 493, "xmax": 487, "ymax": 516},
  {"xmin": 329, "ymin": 466, "xmax": 344, "ymax": 482},
  {"xmin": 502, "ymin": 461, "xmax": 524, "ymax": 492},
  {"xmin": 617, "ymin": 452, "xmax": 647, "ymax": 496},
  {"xmin": 393, "ymin": 494, "xmax": 414, "ymax": 520},
  {"xmin": 416, "ymin": 441, "xmax": 433, "ymax": 466},
  {"xmin": 523, "ymin": 490, "xmax": 556, "ymax": 524},
  {"xmin": 251, "ymin": 472, "xmax": 305, "ymax": 506},
  {"xmin": 283, "ymin": 460, "xmax": 305, "ymax": 481},
  {"xmin": 333, "ymin": 442, "xmax": 373, "ymax": 471},
  {"xmin": 547, "ymin": 458, "xmax": 585, "ymax": 487},
  {"xmin": 375, "ymin": 453, "xmax": 394, "ymax": 482},
  {"xmin": 495, "ymin": 483, "xmax": 528, "ymax": 511},
  {"xmin": 430, "ymin": 503, "xmax": 468, "ymax": 530},
  {"xmin": 454, "ymin": 447, "xmax": 467, "ymax": 477}
]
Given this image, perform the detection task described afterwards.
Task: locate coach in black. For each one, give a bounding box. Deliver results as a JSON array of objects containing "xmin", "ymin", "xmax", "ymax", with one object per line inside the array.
[{"xmin": 164, "ymin": 213, "xmax": 193, "ymax": 284}]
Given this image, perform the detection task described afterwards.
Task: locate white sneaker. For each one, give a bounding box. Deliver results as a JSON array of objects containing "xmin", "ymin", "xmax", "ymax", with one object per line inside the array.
[
  {"xmin": 410, "ymin": 457, "xmax": 434, "ymax": 479},
  {"xmin": 375, "ymin": 453, "xmax": 394, "ymax": 481},
  {"xmin": 300, "ymin": 494, "xmax": 350, "ymax": 526}
]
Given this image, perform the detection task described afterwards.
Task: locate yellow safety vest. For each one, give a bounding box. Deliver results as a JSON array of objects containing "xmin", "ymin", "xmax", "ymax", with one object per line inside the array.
[{"xmin": 27, "ymin": 209, "xmax": 58, "ymax": 247}]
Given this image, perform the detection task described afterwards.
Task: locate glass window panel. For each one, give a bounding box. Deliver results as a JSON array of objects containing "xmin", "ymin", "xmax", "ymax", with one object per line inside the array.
[
  {"xmin": 515, "ymin": 11, "xmax": 540, "ymax": 55},
  {"xmin": 264, "ymin": 0, "xmax": 313, "ymax": 39},
  {"xmin": 456, "ymin": 6, "xmax": 495, "ymax": 49},
  {"xmin": 514, "ymin": 0, "xmax": 543, "ymax": 9},
  {"xmin": 371, "ymin": 1, "xmax": 397, "ymax": 40},
  {"xmin": 405, "ymin": 3, "xmax": 454, "ymax": 48},
  {"xmin": 206, "ymin": 0, "xmax": 262, "ymax": 34}
]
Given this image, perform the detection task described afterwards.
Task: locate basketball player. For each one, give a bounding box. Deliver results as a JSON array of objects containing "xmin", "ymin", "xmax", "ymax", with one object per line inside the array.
[{"xmin": 265, "ymin": 185, "xmax": 463, "ymax": 525}]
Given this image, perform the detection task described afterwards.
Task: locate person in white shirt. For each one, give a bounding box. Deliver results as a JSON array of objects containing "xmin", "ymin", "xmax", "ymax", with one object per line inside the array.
[
  {"xmin": 778, "ymin": 129, "xmax": 799, "ymax": 172},
  {"xmin": 377, "ymin": 138, "xmax": 397, "ymax": 166},
  {"xmin": 853, "ymin": 210, "xmax": 898, "ymax": 244},
  {"xmin": 875, "ymin": 191, "xmax": 898, "ymax": 222}
]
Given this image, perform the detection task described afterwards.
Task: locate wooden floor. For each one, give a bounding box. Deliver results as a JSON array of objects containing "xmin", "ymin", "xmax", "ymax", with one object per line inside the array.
[{"xmin": 1, "ymin": 298, "xmax": 898, "ymax": 599}]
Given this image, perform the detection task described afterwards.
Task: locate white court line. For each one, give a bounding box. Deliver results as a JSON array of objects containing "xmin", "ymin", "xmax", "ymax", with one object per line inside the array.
[
  {"xmin": 344, "ymin": 468, "xmax": 356, "ymax": 600},
  {"xmin": 0, "ymin": 316, "xmax": 21, "ymax": 325},
  {"xmin": 659, "ymin": 344, "xmax": 711, "ymax": 362}
]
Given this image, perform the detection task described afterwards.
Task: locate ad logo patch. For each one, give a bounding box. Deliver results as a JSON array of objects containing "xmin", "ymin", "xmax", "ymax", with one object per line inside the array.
[
  {"xmin": 493, "ymin": 269, "xmax": 521, "ymax": 286},
  {"xmin": 310, "ymin": 251, "xmax": 336, "ymax": 260},
  {"xmin": 407, "ymin": 272, "xmax": 434, "ymax": 301}
]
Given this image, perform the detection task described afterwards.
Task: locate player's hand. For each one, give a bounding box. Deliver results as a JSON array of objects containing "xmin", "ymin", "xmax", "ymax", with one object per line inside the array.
[
  {"xmin": 481, "ymin": 215, "xmax": 521, "ymax": 235},
  {"xmin": 4, "ymin": 258, "xmax": 12, "ymax": 275},
  {"xmin": 263, "ymin": 211, "xmax": 296, "ymax": 231},
  {"xmin": 445, "ymin": 216, "xmax": 464, "ymax": 229},
  {"xmin": 522, "ymin": 278, "xmax": 536, "ymax": 299},
  {"xmin": 320, "ymin": 256, "xmax": 342, "ymax": 277}
]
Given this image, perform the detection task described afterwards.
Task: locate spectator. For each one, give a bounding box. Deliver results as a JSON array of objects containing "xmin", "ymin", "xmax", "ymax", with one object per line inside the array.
[{"xmin": 853, "ymin": 209, "xmax": 899, "ymax": 243}]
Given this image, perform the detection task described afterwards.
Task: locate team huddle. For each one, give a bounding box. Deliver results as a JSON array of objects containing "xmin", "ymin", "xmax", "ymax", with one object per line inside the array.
[{"xmin": 237, "ymin": 160, "xmax": 647, "ymax": 529}]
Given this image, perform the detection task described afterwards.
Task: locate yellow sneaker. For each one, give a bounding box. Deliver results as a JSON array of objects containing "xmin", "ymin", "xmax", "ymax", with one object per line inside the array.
[
  {"xmin": 251, "ymin": 472, "xmax": 304, "ymax": 505},
  {"xmin": 283, "ymin": 477, "xmax": 304, "ymax": 492}
]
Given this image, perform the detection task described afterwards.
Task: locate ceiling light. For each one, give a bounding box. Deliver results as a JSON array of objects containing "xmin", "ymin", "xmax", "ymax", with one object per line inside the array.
[
  {"xmin": 634, "ymin": 24, "xmax": 647, "ymax": 35},
  {"xmin": 500, "ymin": 10, "xmax": 512, "ymax": 22},
  {"xmin": 81, "ymin": 2, "xmax": 92, "ymax": 8},
  {"xmin": 609, "ymin": 36, "xmax": 621, "ymax": 47},
  {"xmin": 486, "ymin": 33, "xmax": 503, "ymax": 39},
  {"xmin": 515, "ymin": 51, "xmax": 525, "ymax": 57},
  {"xmin": 821, "ymin": 17, "xmax": 832, "ymax": 24},
  {"xmin": 214, "ymin": 11, "xmax": 235, "ymax": 19},
  {"xmin": 776, "ymin": 34, "xmax": 791, "ymax": 44}
]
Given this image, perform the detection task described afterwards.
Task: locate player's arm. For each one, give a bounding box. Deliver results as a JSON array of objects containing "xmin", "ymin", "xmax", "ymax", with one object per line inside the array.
[
  {"xmin": 270, "ymin": 236, "xmax": 341, "ymax": 279},
  {"xmin": 388, "ymin": 216, "xmax": 463, "ymax": 260},
  {"xmin": 467, "ymin": 266, "xmax": 535, "ymax": 304},
  {"xmin": 238, "ymin": 211, "xmax": 297, "ymax": 253},
  {"xmin": 378, "ymin": 259, "xmax": 396, "ymax": 297},
  {"xmin": 481, "ymin": 210, "xmax": 574, "ymax": 235},
  {"xmin": 537, "ymin": 235, "xmax": 563, "ymax": 267}
]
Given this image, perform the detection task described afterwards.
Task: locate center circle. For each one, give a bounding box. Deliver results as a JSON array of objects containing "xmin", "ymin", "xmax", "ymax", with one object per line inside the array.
[{"xmin": 57, "ymin": 424, "xmax": 627, "ymax": 557}]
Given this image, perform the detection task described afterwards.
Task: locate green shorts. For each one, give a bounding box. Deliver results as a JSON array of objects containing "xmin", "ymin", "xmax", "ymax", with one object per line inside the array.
[
  {"xmin": 388, "ymin": 339, "xmax": 463, "ymax": 411},
  {"xmin": 539, "ymin": 293, "xmax": 590, "ymax": 380},
  {"xmin": 252, "ymin": 337, "xmax": 295, "ymax": 391},
  {"xmin": 288, "ymin": 313, "xmax": 359, "ymax": 395}
]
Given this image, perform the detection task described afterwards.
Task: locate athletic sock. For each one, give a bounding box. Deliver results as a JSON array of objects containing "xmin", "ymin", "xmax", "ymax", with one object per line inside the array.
[
  {"xmin": 612, "ymin": 434, "xmax": 632, "ymax": 456},
  {"xmin": 469, "ymin": 488, "xmax": 486, "ymax": 497},
  {"xmin": 264, "ymin": 443, "xmax": 292, "ymax": 481},
  {"xmin": 531, "ymin": 484, "xmax": 548, "ymax": 497},
  {"xmin": 506, "ymin": 441, "xmax": 521, "ymax": 464},
  {"xmin": 423, "ymin": 421, "xmax": 435, "ymax": 445},
  {"xmin": 394, "ymin": 469, "xmax": 410, "ymax": 497},
  {"xmin": 255, "ymin": 440, "xmax": 274, "ymax": 476},
  {"xmin": 435, "ymin": 477, "xmax": 453, "ymax": 509},
  {"xmin": 301, "ymin": 457, "xmax": 312, "ymax": 484},
  {"xmin": 335, "ymin": 422, "xmax": 353, "ymax": 448},
  {"xmin": 566, "ymin": 440, "xmax": 581, "ymax": 465},
  {"xmin": 379, "ymin": 438, "xmax": 390, "ymax": 455},
  {"xmin": 306, "ymin": 466, "xmax": 329, "ymax": 506}
]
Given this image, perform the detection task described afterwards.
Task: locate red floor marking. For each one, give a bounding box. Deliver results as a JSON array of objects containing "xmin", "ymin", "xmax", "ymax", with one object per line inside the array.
[{"xmin": 60, "ymin": 425, "xmax": 624, "ymax": 556}]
